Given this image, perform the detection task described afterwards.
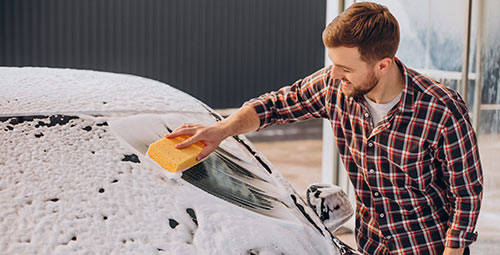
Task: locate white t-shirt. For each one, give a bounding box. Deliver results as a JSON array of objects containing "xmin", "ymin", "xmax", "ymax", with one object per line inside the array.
[{"xmin": 364, "ymin": 92, "xmax": 402, "ymax": 126}]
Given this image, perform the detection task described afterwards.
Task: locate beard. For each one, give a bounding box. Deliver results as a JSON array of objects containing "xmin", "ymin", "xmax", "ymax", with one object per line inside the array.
[{"xmin": 340, "ymin": 71, "xmax": 379, "ymax": 98}]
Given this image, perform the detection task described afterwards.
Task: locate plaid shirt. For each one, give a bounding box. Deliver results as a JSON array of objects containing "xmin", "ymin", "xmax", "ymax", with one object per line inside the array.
[{"xmin": 244, "ymin": 59, "xmax": 483, "ymax": 255}]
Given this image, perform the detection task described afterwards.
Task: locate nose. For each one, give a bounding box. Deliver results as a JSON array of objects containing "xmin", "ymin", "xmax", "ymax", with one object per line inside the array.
[{"xmin": 330, "ymin": 66, "xmax": 344, "ymax": 80}]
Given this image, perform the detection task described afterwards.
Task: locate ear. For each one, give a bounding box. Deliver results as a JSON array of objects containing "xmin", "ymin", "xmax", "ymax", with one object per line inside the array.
[{"xmin": 375, "ymin": 57, "xmax": 392, "ymax": 74}]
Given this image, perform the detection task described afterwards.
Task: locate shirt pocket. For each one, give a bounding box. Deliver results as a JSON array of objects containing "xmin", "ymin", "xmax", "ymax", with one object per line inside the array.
[{"xmin": 396, "ymin": 145, "xmax": 435, "ymax": 191}]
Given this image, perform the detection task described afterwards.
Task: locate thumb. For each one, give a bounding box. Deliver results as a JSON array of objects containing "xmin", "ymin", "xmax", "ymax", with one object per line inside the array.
[{"xmin": 196, "ymin": 144, "xmax": 218, "ymax": 161}]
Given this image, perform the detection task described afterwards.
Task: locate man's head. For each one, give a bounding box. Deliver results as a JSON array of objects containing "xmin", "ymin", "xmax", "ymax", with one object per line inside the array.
[{"xmin": 323, "ymin": 2, "xmax": 400, "ymax": 98}]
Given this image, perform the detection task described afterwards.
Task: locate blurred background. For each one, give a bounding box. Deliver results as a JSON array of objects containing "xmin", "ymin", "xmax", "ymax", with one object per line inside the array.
[
  {"xmin": 0, "ymin": 0, "xmax": 326, "ymax": 109},
  {"xmin": 1, "ymin": 0, "xmax": 499, "ymax": 253}
]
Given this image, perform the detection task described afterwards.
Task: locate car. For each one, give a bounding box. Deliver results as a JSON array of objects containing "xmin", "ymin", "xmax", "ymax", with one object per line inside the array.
[{"xmin": 0, "ymin": 67, "xmax": 359, "ymax": 254}]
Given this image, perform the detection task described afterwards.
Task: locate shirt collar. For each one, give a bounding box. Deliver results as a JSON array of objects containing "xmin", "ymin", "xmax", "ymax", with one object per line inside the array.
[{"xmin": 395, "ymin": 57, "xmax": 416, "ymax": 113}]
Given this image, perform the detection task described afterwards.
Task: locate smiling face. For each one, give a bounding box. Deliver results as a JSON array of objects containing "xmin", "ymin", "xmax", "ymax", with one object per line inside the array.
[{"xmin": 327, "ymin": 46, "xmax": 380, "ymax": 98}]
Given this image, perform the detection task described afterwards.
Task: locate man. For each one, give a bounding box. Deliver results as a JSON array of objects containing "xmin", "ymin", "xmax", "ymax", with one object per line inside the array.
[{"xmin": 168, "ymin": 2, "xmax": 483, "ymax": 255}]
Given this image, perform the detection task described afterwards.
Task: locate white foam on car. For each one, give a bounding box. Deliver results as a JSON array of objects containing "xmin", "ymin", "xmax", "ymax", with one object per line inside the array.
[{"xmin": 0, "ymin": 67, "xmax": 338, "ymax": 254}]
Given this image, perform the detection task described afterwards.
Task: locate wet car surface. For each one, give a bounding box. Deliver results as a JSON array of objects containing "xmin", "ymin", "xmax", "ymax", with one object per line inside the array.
[{"xmin": 0, "ymin": 67, "xmax": 359, "ymax": 254}]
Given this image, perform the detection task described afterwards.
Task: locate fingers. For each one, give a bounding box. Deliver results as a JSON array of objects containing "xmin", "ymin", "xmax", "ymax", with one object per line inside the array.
[
  {"xmin": 175, "ymin": 135, "xmax": 199, "ymax": 149},
  {"xmin": 166, "ymin": 123, "xmax": 204, "ymax": 149},
  {"xmin": 166, "ymin": 123, "xmax": 197, "ymax": 138},
  {"xmin": 164, "ymin": 123, "xmax": 224, "ymax": 160},
  {"xmin": 166, "ymin": 128, "xmax": 192, "ymax": 139}
]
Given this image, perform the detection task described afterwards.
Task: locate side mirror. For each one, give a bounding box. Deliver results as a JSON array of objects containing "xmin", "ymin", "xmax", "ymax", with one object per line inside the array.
[{"xmin": 306, "ymin": 183, "xmax": 354, "ymax": 232}]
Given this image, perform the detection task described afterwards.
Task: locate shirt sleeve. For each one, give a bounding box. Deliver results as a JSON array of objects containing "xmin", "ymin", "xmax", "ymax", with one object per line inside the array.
[
  {"xmin": 436, "ymin": 96, "xmax": 483, "ymax": 248},
  {"xmin": 243, "ymin": 66, "xmax": 332, "ymax": 130}
]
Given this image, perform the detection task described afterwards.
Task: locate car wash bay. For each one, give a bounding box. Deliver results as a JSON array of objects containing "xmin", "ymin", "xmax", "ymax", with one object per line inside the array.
[{"xmin": 2, "ymin": 0, "xmax": 500, "ymax": 253}]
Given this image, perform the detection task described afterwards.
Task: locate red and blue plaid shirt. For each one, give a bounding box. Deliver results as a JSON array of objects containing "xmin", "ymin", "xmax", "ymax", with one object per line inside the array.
[{"xmin": 244, "ymin": 59, "xmax": 483, "ymax": 255}]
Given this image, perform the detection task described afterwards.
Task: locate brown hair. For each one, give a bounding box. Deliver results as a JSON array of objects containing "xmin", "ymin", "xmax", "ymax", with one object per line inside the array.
[{"xmin": 323, "ymin": 2, "xmax": 400, "ymax": 63}]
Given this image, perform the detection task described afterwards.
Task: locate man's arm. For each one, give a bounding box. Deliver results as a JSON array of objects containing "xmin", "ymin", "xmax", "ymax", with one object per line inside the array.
[
  {"xmin": 436, "ymin": 98, "xmax": 483, "ymax": 252},
  {"xmin": 168, "ymin": 66, "xmax": 333, "ymax": 160},
  {"xmin": 167, "ymin": 105, "xmax": 260, "ymax": 160}
]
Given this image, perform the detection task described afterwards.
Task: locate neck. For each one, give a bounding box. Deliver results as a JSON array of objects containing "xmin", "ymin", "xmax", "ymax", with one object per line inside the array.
[{"xmin": 365, "ymin": 60, "xmax": 404, "ymax": 104}]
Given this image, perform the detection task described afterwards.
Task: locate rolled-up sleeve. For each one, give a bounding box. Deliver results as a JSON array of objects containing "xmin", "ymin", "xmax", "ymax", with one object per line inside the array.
[
  {"xmin": 243, "ymin": 67, "xmax": 332, "ymax": 130},
  {"xmin": 437, "ymin": 101, "xmax": 483, "ymax": 248}
]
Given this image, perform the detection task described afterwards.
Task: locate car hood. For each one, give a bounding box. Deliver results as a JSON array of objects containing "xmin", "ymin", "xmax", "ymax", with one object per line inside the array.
[{"xmin": 0, "ymin": 67, "xmax": 357, "ymax": 254}]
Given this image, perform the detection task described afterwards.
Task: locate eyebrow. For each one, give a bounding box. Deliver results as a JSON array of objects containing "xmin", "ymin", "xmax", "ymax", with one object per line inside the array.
[{"xmin": 334, "ymin": 63, "xmax": 355, "ymax": 71}]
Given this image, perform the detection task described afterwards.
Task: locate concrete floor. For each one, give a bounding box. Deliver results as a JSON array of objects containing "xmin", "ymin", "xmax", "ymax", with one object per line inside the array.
[{"xmin": 247, "ymin": 120, "xmax": 500, "ymax": 254}]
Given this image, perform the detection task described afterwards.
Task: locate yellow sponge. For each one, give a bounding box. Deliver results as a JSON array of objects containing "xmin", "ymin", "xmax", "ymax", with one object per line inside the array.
[{"xmin": 147, "ymin": 136, "xmax": 205, "ymax": 172}]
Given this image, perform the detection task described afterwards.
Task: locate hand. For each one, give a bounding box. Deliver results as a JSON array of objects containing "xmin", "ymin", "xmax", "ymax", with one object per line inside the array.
[
  {"xmin": 442, "ymin": 247, "xmax": 465, "ymax": 255},
  {"xmin": 166, "ymin": 122, "xmax": 228, "ymax": 160},
  {"xmin": 165, "ymin": 105, "xmax": 260, "ymax": 160}
]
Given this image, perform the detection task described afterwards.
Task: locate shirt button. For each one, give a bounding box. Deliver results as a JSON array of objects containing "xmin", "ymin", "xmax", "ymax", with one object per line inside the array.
[
  {"xmin": 380, "ymin": 213, "xmax": 385, "ymax": 218},
  {"xmin": 386, "ymin": 236, "xmax": 392, "ymax": 240},
  {"xmin": 368, "ymin": 142, "xmax": 373, "ymax": 147},
  {"xmin": 369, "ymin": 169, "xmax": 375, "ymax": 173},
  {"xmin": 364, "ymin": 113, "xmax": 370, "ymax": 118},
  {"xmin": 374, "ymin": 192, "xmax": 380, "ymax": 197}
]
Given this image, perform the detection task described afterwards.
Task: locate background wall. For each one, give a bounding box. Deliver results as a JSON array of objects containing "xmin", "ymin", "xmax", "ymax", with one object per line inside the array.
[{"xmin": 0, "ymin": 0, "xmax": 326, "ymax": 109}]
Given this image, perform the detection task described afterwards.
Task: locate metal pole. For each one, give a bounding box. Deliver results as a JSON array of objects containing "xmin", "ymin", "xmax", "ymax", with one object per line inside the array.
[
  {"xmin": 472, "ymin": 0, "xmax": 483, "ymax": 132},
  {"xmin": 322, "ymin": 0, "xmax": 341, "ymax": 185},
  {"xmin": 338, "ymin": 0, "xmax": 345, "ymax": 13},
  {"xmin": 424, "ymin": 1, "xmax": 431, "ymax": 69},
  {"xmin": 461, "ymin": 0, "xmax": 473, "ymax": 105}
]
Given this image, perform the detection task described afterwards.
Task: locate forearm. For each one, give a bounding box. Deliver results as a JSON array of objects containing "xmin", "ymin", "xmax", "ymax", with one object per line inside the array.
[
  {"xmin": 241, "ymin": 68, "xmax": 331, "ymax": 129},
  {"xmin": 443, "ymin": 164, "xmax": 482, "ymax": 249},
  {"xmin": 438, "ymin": 107, "xmax": 483, "ymax": 249},
  {"xmin": 168, "ymin": 105, "xmax": 260, "ymax": 160},
  {"xmin": 216, "ymin": 105, "xmax": 260, "ymax": 138}
]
